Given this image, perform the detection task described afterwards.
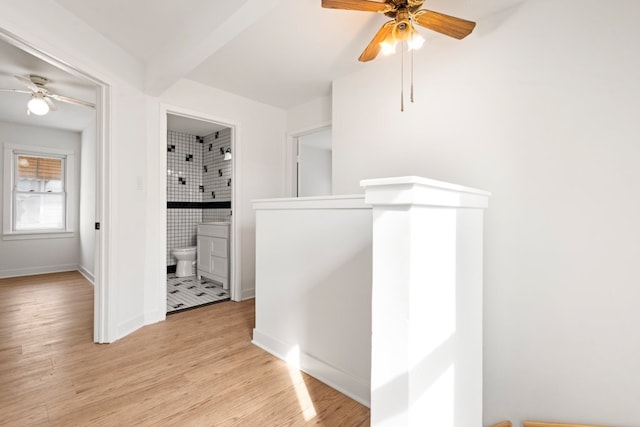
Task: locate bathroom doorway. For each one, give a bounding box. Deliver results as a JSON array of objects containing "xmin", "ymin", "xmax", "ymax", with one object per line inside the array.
[{"xmin": 164, "ymin": 113, "xmax": 235, "ymax": 314}]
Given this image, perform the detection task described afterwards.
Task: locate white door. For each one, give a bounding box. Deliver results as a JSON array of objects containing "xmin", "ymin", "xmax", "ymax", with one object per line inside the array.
[{"xmin": 297, "ymin": 127, "xmax": 332, "ymax": 197}]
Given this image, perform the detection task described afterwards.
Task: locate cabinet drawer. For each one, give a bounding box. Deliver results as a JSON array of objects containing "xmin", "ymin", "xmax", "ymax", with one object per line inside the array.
[
  {"xmin": 210, "ymin": 255, "xmax": 228, "ymax": 277},
  {"xmin": 197, "ymin": 224, "xmax": 229, "ymax": 238}
]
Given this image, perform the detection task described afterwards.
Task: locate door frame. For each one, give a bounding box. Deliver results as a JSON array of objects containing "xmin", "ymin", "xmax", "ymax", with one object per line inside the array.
[
  {"xmin": 285, "ymin": 122, "xmax": 331, "ymax": 197},
  {"xmin": 0, "ymin": 28, "xmax": 112, "ymax": 343},
  {"xmin": 159, "ymin": 104, "xmax": 241, "ymax": 309}
]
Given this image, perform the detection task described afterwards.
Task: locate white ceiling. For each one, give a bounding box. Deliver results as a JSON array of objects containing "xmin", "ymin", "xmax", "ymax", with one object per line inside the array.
[
  {"xmin": 0, "ymin": 39, "xmax": 96, "ymax": 132},
  {"xmin": 0, "ymin": 0, "xmax": 523, "ymax": 131},
  {"xmin": 187, "ymin": 0, "xmax": 378, "ymax": 108},
  {"xmin": 167, "ymin": 114, "xmax": 228, "ymax": 136},
  {"xmin": 50, "ymin": 0, "xmax": 523, "ymax": 108}
]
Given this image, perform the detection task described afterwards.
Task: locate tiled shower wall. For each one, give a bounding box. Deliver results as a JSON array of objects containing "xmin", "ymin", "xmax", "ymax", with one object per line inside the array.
[
  {"xmin": 167, "ymin": 131, "xmax": 203, "ymax": 202},
  {"xmin": 167, "ymin": 128, "xmax": 232, "ymax": 266},
  {"xmin": 203, "ymin": 128, "xmax": 232, "ymax": 223}
]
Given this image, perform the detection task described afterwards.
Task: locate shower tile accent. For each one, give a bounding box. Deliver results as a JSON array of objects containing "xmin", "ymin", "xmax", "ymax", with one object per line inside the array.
[
  {"xmin": 167, "ymin": 128, "xmax": 232, "ymax": 267},
  {"xmin": 203, "ymin": 128, "xmax": 232, "ymax": 201},
  {"xmin": 167, "ymin": 131, "xmax": 203, "ymax": 203}
]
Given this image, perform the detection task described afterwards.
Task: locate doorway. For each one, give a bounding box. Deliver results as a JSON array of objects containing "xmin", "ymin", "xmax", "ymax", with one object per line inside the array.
[
  {"xmin": 287, "ymin": 125, "xmax": 332, "ymax": 198},
  {"xmin": 0, "ymin": 29, "xmax": 110, "ymax": 342},
  {"xmin": 162, "ymin": 109, "xmax": 239, "ymax": 314}
]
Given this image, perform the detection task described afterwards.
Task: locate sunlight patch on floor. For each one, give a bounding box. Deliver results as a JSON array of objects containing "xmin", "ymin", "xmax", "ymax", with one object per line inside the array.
[{"xmin": 286, "ymin": 346, "xmax": 317, "ymax": 421}]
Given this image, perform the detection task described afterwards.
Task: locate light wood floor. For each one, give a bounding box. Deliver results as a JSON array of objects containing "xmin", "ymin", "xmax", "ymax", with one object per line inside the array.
[{"xmin": 0, "ymin": 272, "xmax": 370, "ymax": 426}]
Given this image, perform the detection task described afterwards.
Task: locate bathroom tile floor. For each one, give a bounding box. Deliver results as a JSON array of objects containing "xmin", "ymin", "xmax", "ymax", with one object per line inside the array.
[{"xmin": 167, "ymin": 274, "xmax": 230, "ymax": 314}]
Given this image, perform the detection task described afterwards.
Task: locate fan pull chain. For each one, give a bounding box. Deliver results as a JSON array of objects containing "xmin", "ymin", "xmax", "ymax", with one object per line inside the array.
[
  {"xmin": 410, "ymin": 47, "xmax": 414, "ymax": 104},
  {"xmin": 400, "ymin": 40, "xmax": 405, "ymax": 112}
]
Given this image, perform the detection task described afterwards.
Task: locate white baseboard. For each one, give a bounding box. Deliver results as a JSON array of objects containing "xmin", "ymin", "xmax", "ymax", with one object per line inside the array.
[
  {"xmin": 77, "ymin": 265, "xmax": 95, "ymax": 284},
  {"xmin": 116, "ymin": 315, "xmax": 145, "ymax": 342},
  {"xmin": 0, "ymin": 264, "xmax": 78, "ymax": 279},
  {"xmin": 144, "ymin": 309, "xmax": 166, "ymax": 326},
  {"xmin": 241, "ymin": 287, "xmax": 255, "ymax": 300},
  {"xmin": 252, "ymin": 329, "xmax": 370, "ymax": 408}
]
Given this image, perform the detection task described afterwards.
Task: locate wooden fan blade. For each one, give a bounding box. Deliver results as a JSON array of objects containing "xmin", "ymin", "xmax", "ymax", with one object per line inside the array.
[
  {"xmin": 322, "ymin": 0, "xmax": 390, "ymax": 13},
  {"xmin": 48, "ymin": 93, "xmax": 95, "ymax": 109},
  {"xmin": 359, "ymin": 20, "xmax": 395, "ymax": 62},
  {"xmin": 413, "ymin": 9, "xmax": 476, "ymax": 39}
]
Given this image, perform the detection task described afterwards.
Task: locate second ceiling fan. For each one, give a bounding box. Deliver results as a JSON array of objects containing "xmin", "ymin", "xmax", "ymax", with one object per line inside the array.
[{"xmin": 322, "ymin": 0, "xmax": 476, "ymax": 62}]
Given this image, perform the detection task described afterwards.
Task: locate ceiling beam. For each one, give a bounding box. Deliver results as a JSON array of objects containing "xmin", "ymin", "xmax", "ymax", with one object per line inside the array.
[{"xmin": 145, "ymin": 0, "xmax": 281, "ymax": 97}]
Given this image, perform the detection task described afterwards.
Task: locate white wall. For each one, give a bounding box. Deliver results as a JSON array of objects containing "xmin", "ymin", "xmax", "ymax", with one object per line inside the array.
[
  {"xmin": 331, "ymin": 1, "xmax": 640, "ymax": 426},
  {"xmin": 1, "ymin": 0, "xmax": 152, "ymax": 341},
  {"xmin": 287, "ymin": 95, "xmax": 331, "ymax": 132},
  {"xmin": 285, "ymin": 96, "xmax": 332, "ymax": 197},
  {"xmin": 157, "ymin": 79, "xmax": 287, "ymax": 301},
  {"xmin": 253, "ymin": 196, "xmax": 372, "ymax": 405},
  {"xmin": 1, "ymin": 2, "xmax": 287, "ymax": 340},
  {"xmin": 299, "ymin": 142, "xmax": 331, "ymax": 197},
  {"xmin": 0, "ymin": 1, "xmax": 143, "ymax": 89},
  {"xmin": 79, "ymin": 119, "xmax": 96, "ymax": 281},
  {"xmin": 0, "ymin": 121, "xmax": 81, "ymax": 277}
]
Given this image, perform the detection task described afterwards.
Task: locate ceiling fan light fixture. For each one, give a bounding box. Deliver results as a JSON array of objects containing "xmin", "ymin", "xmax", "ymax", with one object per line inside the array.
[
  {"xmin": 380, "ymin": 39, "xmax": 398, "ymax": 55},
  {"xmin": 407, "ymin": 29, "xmax": 425, "ymax": 51},
  {"xmin": 322, "ymin": 0, "xmax": 476, "ymax": 111},
  {"xmin": 27, "ymin": 94, "xmax": 49, "ymax": 116}
]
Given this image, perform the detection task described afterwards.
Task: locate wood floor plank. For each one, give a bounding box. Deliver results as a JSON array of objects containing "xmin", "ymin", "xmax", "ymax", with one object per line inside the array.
[{"xmin": 0, "ymin": 271, "xmax": 370, "ymax": 426}]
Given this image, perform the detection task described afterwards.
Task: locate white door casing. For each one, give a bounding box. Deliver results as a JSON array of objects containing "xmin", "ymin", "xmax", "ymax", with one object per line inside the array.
[{"xmin": 0, "ymin": 28, "xmax": 112, "ymax": 343}]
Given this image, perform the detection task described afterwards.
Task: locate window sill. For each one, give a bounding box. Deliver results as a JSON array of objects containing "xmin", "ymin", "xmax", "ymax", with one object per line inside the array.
[{"xmin": 2, "ymin": 231, "xmax": 75, "ymax": 241}]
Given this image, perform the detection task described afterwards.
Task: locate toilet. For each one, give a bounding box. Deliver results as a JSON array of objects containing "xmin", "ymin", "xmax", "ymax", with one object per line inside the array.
[{"xmin": 171, "ymin": 246, "xmax": 196, "ymax": 277}]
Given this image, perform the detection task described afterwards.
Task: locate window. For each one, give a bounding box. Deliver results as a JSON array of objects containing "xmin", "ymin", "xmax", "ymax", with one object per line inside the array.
[{"xmin": 3, "ymin": 144, "xmax": 75, "ymax": 239}]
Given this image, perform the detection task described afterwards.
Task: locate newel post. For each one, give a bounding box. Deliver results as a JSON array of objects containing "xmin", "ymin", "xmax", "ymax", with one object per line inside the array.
[{"xmin": 361, "ymin": 176, "xmax": 490, "ymax": 427}]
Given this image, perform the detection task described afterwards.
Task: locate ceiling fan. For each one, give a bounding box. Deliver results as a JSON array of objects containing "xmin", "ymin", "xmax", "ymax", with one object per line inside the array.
[
  {"xmin": 0, "ymin": 75, "xmax": 95, "ymax": 116},
  {"xmin": 321, "ymin": 0, "xmax": 476, "ymax": 62}
]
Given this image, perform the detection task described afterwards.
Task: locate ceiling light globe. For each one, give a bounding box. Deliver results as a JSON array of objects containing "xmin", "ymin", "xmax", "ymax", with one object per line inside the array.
[
  {"xmin": 408, "ymin": 33, "xmax": 425, "ymax": 51},
  {"xmin": 380, "ymin": 41, "xmax": 397, "ymax": 56},
  {"xmin": 28, "ymin": 96, "xmax": 50, "ymax": 116}
]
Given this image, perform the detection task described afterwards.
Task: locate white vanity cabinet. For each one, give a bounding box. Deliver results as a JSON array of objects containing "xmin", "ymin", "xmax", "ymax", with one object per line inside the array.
[{"xmin": 197, "ymin": 222, "xmax": 230, "ymax": 289}]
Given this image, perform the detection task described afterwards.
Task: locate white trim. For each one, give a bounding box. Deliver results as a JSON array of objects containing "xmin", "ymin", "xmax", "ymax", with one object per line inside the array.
[
  {"xmin": 2, "ymin": 144, "xmax": 10, "ymax": 235},
  {"xmin": 0, "ymin": 28, "xmax": 113, "ymax": 344},
  {"xmin": 241, "ymin": 289, "xmax": 255, "ymax": 301},
  {"xmin": 160, "ymin": 104, "xmax": 243, "ymax": 311},
  {"xmin": 253, "ymin": 194, "xmax": 367, "ymax": 210},
  {"xmin": 3, "ymin": 231, "xmax": 74, "ymax": 241},
  {"xmin": 252, "ymin": 329, "xmax": 371, "ymax": 408},
  {"xmin": 156, "ymin": 106, "xmax": 169, "ymax": 322},
  {"xmin": 5, "ymin": 144, "xmax": 74, "ymax": 156},
  {"xmin": 0, "ymin": 264, "xmax": 78, "ymax": 279},
  {"xmin": 285, "ymin": 121, "xmax": 331, "ymax": 197},
  {"xmin": 361, "ymin": 175, "xmax": 492, "ymax": 196},
  {"xmin": 3, "ymin": 144, "xmax": 75, "ymax": 237},
  {"xmin": 361, "ymin": 175, "xmax": 491, "ymax": 209},
  {"xmin": 117, "ymin": 314, "xmax": 145, "ymax": 340},
  {"xmin": 78, "ymin": 264, "xmax": 95, "ymax": 284},
  {"xmin": 94, "ymin": 83, "xmax": 112, "ymax": 343}
]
